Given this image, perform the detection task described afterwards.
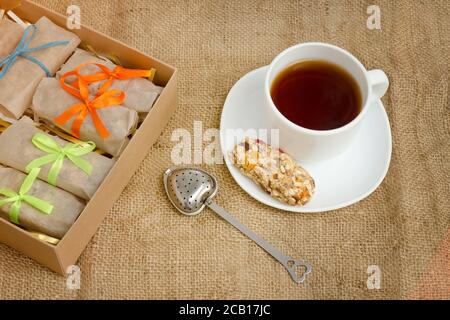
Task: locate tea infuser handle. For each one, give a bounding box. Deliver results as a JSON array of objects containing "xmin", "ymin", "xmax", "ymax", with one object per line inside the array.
[
  {"xmin": 368, "ymin": 69, "xmax": 389, "ymax": 100},
  {"xmin": 208, "ymin": 202, "xmax": 312, "ymax": 284}
]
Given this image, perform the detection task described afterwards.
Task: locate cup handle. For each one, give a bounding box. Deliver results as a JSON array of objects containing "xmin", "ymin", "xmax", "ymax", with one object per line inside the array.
[{"xmin": 368, "ymin": 69, "xmax": 389, "ymax": 100}]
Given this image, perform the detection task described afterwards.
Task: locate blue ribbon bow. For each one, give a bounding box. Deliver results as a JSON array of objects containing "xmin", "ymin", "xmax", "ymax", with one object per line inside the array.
[{"xmin": 0, "ymin": 24, "xmax": 70, "ymax": 78}]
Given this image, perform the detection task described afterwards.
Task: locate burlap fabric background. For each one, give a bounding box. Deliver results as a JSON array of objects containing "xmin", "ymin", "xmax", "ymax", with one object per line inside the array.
[{"xmin": 0, "ymin": 0, "xmax": 448, "ymax": 299}]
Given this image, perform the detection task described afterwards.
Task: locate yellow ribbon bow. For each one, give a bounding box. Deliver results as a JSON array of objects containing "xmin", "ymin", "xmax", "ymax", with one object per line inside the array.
[
  {"xmin": 25, "ymin": 133, "xmax": 96, "ymax": 186},
  {"xmin": 0, "ymin": 168, "xmax": 54, "ymax": 224}
]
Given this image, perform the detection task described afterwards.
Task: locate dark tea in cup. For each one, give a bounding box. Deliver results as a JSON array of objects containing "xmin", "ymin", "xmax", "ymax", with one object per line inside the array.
[{"xmin": 270, "ymin": 60, "xmax": 362, "ymax": 131}]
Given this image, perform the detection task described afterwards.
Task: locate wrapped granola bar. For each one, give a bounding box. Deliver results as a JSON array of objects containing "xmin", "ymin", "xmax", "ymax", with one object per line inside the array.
[
  {"xmin": 0, "ymin": 18, "xmax": 23, "ymax": 57},
  {"xmin": 0, "ymin": 166, "xmax": 85, "ymax": 239},
  {"xmin": 57, "ymin": 49, "xmax": 163, "ymax": 113},
  {"xmin": 0, "ymin": 117, "xmax": 115, "ymax": 200},
  {"xmin": 0, "ymin": 16, "xmax": 80, "ymax": 118},
  {"xmin": 32, "ymin": 77, "xmax": 138, "ymax": 156},
  {"xmin": 231, "ymin": 138, "xmax": 315, "ymax": 206}
]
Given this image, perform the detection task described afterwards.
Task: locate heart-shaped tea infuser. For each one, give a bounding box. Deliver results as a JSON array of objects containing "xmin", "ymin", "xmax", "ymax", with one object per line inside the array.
[{"xmin": 163, "ymin": 166, "xmax": 312, "ymax": 284}]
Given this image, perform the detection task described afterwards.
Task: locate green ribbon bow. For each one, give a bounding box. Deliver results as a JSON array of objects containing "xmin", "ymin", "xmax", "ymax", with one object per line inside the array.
[
  {"xmin": 0, "ymin": 168, "xmax": 54, "ymax": 224},
  {"xmin": 25, "ymin": 133, "xmax": 96, "ymax": 186}
]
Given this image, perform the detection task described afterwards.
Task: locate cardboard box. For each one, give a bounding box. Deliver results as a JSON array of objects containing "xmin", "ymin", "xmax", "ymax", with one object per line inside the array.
[{"xmin": 0, "ymin": 1, "xmax": 177, "ymax": 274}]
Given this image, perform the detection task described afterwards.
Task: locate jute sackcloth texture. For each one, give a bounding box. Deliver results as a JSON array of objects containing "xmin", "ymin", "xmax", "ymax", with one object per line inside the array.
[{"xmin": 0, "ymin": 0, "xmax": 448, "ymax": 299}]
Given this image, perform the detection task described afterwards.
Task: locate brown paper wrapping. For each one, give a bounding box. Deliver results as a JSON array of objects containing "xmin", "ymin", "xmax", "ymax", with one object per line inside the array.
[
  {"xmin": 0, "ymin": 117, "xmax": 115, "ymax": 200},
  {"xmin": 57, "ymin": 49, "xmax": 163, "ymax": 113},
  {"xmin": 0, "ymin": 166, "xmax": 85, "ymax": 239},
  {"xmin": 32, "ymin": 77, "xmax": 138, "ymax": 157},
  {"xmin": 0, "ymin": 16, "xmax": 80, "ymax": 119},
  {"xmin": 0, "ymin": 18, "xmax": 24, "ymax": 57}
]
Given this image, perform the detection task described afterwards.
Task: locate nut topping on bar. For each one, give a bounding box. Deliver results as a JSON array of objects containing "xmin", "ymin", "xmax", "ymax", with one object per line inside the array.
[{"xmin": 230, "ymin": 138, "xmax": 315, "ymax": 206}]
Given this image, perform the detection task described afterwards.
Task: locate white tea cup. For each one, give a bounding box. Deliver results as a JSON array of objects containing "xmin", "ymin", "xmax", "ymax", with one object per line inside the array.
[{"xmin": 264, "ymin": 42, "xmax": 389, "ymax": 162}]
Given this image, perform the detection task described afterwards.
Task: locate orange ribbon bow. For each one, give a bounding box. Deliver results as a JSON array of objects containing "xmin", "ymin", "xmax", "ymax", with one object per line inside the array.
[
  {"xmin": 70, "ymin": 62, "xmax": 152, "ymax": 97},
  {"xmin": 54, "ymin": 70, "xmax": 125, "ymax": 139}
]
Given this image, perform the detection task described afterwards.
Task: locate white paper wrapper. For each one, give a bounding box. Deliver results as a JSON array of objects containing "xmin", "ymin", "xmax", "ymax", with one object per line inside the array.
[
  {"xmin": 32, "ymin": 77, "xmax": 138, "ymax": 157},
  {"xmin": 0, "ymin": 166, "xmax": 85, "ymax": 239},
  {"xmin": 0, "ymin": 18, "xmax": 24, "ymax": 58},
  {"xmin": 0, "ymin": 16, "xmax": 80, "ymax": 119},
  {"xmin": 0, "ymin": 117, "xmax": 115, "ymax": 200},
  {"xmin": 57, "ymin": 49, "xmax": 163, "ymax": 113}
]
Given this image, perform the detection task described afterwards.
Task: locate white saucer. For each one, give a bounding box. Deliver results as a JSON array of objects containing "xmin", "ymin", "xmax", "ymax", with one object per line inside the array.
[{"xmin": 220, "ymin": 66, "xmax": 392, "ymax": 213}]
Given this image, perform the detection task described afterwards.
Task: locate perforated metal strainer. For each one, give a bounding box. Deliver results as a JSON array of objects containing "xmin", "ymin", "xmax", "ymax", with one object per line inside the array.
[{"xmin": 163, "ymin": 166, "xmax": 312, "ymax": 284}]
